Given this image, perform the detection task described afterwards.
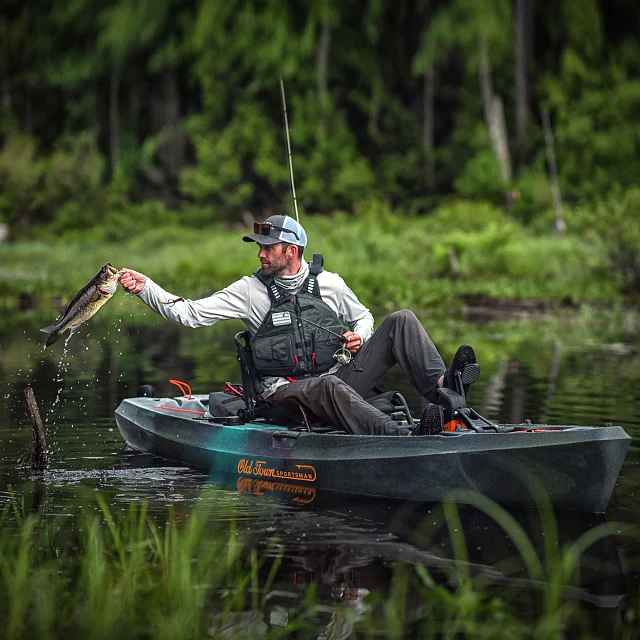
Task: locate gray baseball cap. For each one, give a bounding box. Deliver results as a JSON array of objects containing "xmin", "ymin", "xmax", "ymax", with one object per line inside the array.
[{"xmin": 243, "ymin": 215, "xmax": 307, "ymax": 247}]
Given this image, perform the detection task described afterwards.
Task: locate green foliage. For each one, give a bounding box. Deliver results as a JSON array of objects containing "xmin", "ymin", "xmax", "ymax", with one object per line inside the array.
[
  {"xmin": 455, "ymin": 150, "xmax": 506, "ymax": 202},
  {"xmin": 0, "ymin": 207, "xmax": 619, "ymax": 316},
  {"xmin": 44, "ymin": 133, "xmax": 106, "ymax": 220},
  {"xmin": 291, "ymin": 93, "xmax": 376, "ymax": 210},
  {"xmin": 510, "ymin": 164, "xmax": 553, "ymax": 225},
  {"xmin": 0, "ymin": 131, "xmax": 107, "ymax": 232},
  {"xmin": 562, "ymin": 0, "xmax": 604, "ymax": 62},
  {"xmin": 0, "ymin": 0, "xmax": 639, "ymax": 279},
  {"xmin": 427, "ymin": 199, "xmax": 512, "ymax": 233},
  {"xmin": 568, "ymin": 188, "xmax": 640, "ymax": 296},
  {"xmin": 545, "ymin": 73, "xmax": 640, "ymax": 201},
  {"xmin": 0, "ymin": 494, "xmax": 253, "ymax": 639},
  {"xmin": 180, "ymin": 104, "xmax": 287, "ymax": 212},
  {"xmin": 0, "ymin": 134, "xmax": 44, "ymax": 228},
  {"xmin": 1, "ymin": 491, "xmax": 638, "ymax": 638}
]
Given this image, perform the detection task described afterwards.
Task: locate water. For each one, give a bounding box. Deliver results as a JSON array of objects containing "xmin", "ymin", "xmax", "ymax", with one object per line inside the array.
[{"xmin": 1, "ymin": 309, "xmax": 639, "ymax": 634}]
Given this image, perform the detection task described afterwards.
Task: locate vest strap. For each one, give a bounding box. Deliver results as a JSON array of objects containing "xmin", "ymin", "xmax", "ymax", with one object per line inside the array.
[
  {"xmin": 309, "ymin": 254, "xmax": 324, "ymax": 276},
  {"xmin": 254, "ymin": 268, "xmax": 284, "ymax": 303},
  {"xmin": 305, "ymin": 254, "xmax": 324, "ymax": 298},
  {"xmin": 254, "ymin": 254, "xmax": 325, "ymax": 302}
]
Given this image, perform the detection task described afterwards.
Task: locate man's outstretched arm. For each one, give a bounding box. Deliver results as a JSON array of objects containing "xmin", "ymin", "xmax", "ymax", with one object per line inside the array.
[{"xmin": 119, "ymin": 268, "xmax": 252, "ymax": 328}]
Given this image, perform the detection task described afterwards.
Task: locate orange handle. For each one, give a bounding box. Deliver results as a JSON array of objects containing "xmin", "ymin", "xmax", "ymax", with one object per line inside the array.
[{"xmin": 169, "ymin": 379, "xmax": 193, "ymax": 399}]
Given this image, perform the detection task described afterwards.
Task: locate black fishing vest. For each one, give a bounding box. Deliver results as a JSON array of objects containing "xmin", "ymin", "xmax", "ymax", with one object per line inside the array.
[{"xmin": 250, "ymin": 254, "xmax": 345, "ymax": 379}]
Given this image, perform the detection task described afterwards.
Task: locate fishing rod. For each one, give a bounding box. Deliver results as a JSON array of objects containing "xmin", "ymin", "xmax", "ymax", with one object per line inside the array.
[
  {"xmin": 295, "ymin": 315, "xmax": 346, "ymax": 343},
  {"xmin": 279, "ymin": 76, "xmax": 300, "ymax": 223},
  {"xmin": 279, "ymin": 80, "xmax": 351, "ymax": 364}
]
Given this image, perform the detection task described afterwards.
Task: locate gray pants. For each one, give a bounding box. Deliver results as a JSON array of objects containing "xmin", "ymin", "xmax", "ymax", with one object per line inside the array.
[{"xmin": 268, "ymin": 310, "xmax": 446, "ymax": 436}]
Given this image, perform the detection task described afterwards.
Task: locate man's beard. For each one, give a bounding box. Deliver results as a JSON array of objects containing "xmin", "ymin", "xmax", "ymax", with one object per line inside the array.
[{"xmin": 261, "ymin": 251, "xmax": 288, "ymax": 275}]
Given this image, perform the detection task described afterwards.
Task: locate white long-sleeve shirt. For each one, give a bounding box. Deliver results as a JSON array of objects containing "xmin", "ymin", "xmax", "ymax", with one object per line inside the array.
[{"xmin": 137, "ymin": 270, "xmax": 374, "ymax": 395}]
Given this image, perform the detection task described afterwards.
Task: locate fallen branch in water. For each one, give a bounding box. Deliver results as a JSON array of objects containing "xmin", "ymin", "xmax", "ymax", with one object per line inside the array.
[{"xmin": 24, "ymin": 385, "xmax": 48, "ymax": 471}]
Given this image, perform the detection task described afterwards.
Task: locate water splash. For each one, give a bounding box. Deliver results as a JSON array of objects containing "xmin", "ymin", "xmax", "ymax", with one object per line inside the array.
[{"xmin": 48, "ymin": 342, "xmax": 71, "ymax": 421}]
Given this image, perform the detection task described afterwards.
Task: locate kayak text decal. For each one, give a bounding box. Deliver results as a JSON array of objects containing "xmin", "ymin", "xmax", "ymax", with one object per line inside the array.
[{"xmin": 237, "ymin": 458, "xmax": 317, "ymax": 482}]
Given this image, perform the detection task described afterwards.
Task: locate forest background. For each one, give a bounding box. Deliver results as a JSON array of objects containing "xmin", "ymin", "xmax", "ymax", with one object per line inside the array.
[{"xmin": 1, "ymin": 0, "xmax": 640, "ymax": 311}]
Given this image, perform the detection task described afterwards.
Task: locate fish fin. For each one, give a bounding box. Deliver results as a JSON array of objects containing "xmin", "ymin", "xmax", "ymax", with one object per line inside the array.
[
  {"xmin": 40, "ymin": 324, "xmax": 57, "ymax": 334},
  {"xmin": 45, "ymin": 332, "xmax": 61, "ymax": 347},
  {"xmin": 58, "ymin": 303, "xmax": 69, "ymax": 317}
]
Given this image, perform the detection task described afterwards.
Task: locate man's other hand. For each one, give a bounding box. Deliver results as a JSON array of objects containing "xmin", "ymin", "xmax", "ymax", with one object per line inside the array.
[
  {"xmin": 119, "ymin": 268, "xmax": 146, "ymax": 294},
  {"xmin": 343, "ymin": 331, "xmax": 362, "ymax": 352}
]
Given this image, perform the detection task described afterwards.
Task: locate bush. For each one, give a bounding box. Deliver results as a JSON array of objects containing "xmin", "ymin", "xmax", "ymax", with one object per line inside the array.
[
  {"xmin": 455, "ymin": 149, "xmax": 506, "ymax": 202},
  {"xmin": 179, "ymin": 104, "xmax": 287, "ymax": 214},
  {"xmin": 0, "ymin": 133, "xmax": 44, "ymax": 230},
  {"xmin": 510, "ymin": 165, "xmax": 554, "ymax": 226},
  {"xmin": 43, "ymin": 132, "xmax": 105, "ymax": 212},
  {"xmin": 568, "ymin": 188, "xmax": 640, "ymax": 296},
  {"xmin": 428, "ymin": 199, "xmax": 514, "ymax": 233},
  {"xmin": 0, "ymin": 131, "xmax": 107, "ymax": 237}
]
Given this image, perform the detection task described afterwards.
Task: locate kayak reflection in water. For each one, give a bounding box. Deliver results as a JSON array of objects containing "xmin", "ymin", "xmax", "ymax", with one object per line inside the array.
[{"xmin": 119, "ymin": 214, "xmax": 480, "ymax": 436}]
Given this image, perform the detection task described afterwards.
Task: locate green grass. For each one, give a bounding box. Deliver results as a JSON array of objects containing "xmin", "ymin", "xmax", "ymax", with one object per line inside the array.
[
  {"xmin": 0, "ymin": 206, "xmax": 621, "ymax": 315},
  {"xmin": 0, "ymin": 493, "xmax": 249, "ymax": 639},
  {"xmin": 1, "ymin": 490, "xmax": 638, "ymax": 638}
]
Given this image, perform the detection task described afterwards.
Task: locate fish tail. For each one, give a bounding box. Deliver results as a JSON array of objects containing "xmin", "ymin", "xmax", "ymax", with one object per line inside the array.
[
  {"xmin": 45, "ymin": 332, "xmax": 61, "ymax": 347},
  {"xmin": 40, "ymin": 324, "xmax": 57, "ymax": 334}
]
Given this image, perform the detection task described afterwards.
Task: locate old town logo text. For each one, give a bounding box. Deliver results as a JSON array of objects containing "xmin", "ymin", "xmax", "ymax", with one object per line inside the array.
[{"xmin": 237, "ymin": 458, "xmax": 317, "ymax": 482}]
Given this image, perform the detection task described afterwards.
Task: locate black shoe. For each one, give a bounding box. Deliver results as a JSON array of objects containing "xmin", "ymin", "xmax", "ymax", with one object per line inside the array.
[
  {"xmin": 444, "ymin": 344, "xmax": 481, "ymax": 397},
  {"xmin": 414, "ymin": 403, "xmax": 444, "ymax": 436}
]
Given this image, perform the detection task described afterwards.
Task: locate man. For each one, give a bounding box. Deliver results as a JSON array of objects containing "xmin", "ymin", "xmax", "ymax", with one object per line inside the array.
[{"xmin": 119, "ymin": 214, "xmax": 479, "ymax": 436}]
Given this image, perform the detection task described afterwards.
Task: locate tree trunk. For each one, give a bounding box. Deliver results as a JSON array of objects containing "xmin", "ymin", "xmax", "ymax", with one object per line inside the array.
[
  {"xmin": 423, "ymin": 68, "xmax": 435, "ymax": 190},
  {"xmin": 109, "ymin": 64, "xmax": 121, "ymax": 175},
  {"xmin": 317, "ymin": 21, "xmax": 330, "ymax": 104},
  {"xmin": 542, "ymin": 108, "xmax": 566, "ymax": 235},
  {"xmin": 514, "ymin": 0, "xmax": 532, "ymax": 171},
  {"xmin": 148, "ymin": 68, "xmax": 187, "ymax": 187},
  {"xmin": 160, "ymin": 68, "xmax": 186, "ymax": 181},
  {"xmin": 479, "ymin": 36, "xmax": 512, "ymax": 186}
]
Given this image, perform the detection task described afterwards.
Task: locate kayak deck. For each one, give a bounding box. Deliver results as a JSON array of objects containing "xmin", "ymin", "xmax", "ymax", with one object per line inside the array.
[{"xmin": 114, "ymin": 395, "xmax": 632, "ymax": 513}]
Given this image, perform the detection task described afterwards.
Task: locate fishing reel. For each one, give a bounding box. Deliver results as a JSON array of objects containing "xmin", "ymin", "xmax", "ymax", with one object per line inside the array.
[{"xmin": 333, "ymin": 345, "xmax": 352, "ymax": 366}]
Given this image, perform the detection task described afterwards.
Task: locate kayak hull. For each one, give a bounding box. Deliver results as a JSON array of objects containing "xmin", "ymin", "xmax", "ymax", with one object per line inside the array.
[{"xmin": 114, "ymin": 395, "xmax": 631, "ymax": 513}]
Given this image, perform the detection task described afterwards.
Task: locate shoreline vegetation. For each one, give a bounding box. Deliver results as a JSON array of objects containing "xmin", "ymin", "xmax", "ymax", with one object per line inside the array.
[
  {"xmin": 1, "ymin": 198, "xmax": 639, "ymax": 317},
  {"xmin": 1, "ymin": 491, "xmax": 637, "ymax": 639}
]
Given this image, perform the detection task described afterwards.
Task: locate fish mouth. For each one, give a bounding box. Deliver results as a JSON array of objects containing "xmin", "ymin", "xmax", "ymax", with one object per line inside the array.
[{"xmin": 106, "ymin": 263, "xmax": 119, "ymax": 275}]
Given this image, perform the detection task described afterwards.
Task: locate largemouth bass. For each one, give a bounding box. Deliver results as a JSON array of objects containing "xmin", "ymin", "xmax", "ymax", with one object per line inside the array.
[{"xmin": 40, "ymin": 263, "xmax": 120, "ymax": 347}]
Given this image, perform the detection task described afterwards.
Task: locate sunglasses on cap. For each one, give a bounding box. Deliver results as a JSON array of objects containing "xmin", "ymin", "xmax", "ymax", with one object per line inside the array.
[{"xmin": 253, "ymin": 222, "xmax": 300, "ymax": 242}]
